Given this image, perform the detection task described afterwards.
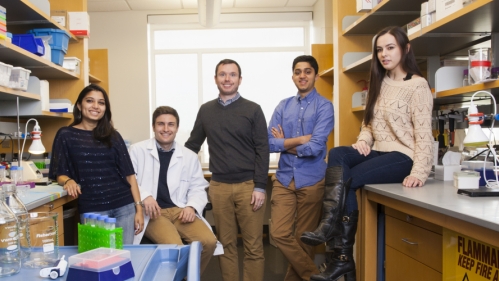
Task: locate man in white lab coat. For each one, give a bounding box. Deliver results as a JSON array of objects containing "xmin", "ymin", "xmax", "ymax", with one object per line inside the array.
[{"xmin": 130, "ymin": 106, "xmax": 221, "ymax": 274}]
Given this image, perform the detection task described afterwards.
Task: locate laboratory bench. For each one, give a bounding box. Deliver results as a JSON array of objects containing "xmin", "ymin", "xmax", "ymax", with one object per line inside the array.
[{"xmin": 359, "ymin": 179, "xmax": 499, "ymax": 281}]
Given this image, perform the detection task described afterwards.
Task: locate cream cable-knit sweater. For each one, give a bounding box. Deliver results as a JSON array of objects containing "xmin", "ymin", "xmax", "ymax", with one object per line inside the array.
[{"xmin": 357, "ymin": 75, "xmax": 434, "ymax": 183}]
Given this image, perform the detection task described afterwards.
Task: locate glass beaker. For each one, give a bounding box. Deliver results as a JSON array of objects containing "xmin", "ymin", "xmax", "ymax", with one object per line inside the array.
[
  {"xmin": 468, "ymin": 48, "xmax": 492, "ymax": 84},
  {"xmin": 0, "ymin": 166, "xmax": 6, "ymax": 184},
  {"xmin": 22, "ymin": 212, "xmax": 59, "ymax": 268},
  {"xmin": 0, "ymin": 190, "xmax": 21, "ymax": 277},
  {"xmin": 2, "ymin": 184, "xmax": 30, "ymax": 261}
]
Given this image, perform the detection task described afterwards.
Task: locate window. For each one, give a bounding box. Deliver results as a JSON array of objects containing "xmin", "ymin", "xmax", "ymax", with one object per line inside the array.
[{"xmin": 149, "ymin": 18, "xmax": 310, "ymax": 165}]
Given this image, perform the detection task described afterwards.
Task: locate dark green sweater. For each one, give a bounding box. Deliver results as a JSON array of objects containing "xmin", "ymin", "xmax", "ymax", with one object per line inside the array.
[{"xmin": 185, "ymin": 97, "xmax": 269, "ymax": 189}]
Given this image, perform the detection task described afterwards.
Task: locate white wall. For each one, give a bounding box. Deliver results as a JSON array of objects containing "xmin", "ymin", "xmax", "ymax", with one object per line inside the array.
[{"xmin": 89, "ymin": 5, "xmax": 327, "ymax": 144}]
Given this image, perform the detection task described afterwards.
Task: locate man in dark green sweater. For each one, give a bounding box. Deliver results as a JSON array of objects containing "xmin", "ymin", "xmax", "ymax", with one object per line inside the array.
[{"xmin": 185, "ymin": 59, "xmax": 269, "ymax": 281}]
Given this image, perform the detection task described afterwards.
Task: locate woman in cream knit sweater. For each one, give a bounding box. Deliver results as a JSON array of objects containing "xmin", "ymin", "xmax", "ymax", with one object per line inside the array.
[{"xmin": 301, "ymin": 26, "xmax": 434, "ymax": 281}]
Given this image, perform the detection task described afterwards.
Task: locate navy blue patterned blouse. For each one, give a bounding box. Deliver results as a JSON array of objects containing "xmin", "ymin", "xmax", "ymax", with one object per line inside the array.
[{"xmin": 49, "ymin": 126, "xmax": 135, "ymax": 213}]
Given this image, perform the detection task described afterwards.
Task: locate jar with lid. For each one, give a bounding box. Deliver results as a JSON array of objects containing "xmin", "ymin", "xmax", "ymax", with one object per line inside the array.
[{"xmin": 0, "ymin": 190, "xmax": 21, "ymax": 277}]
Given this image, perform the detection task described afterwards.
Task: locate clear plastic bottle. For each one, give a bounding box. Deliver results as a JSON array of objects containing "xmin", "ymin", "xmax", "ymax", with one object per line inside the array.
[
  {"xmin": 2, "ymin": 184, "xmax": 30, "ymax": 260},
  {"xmin": 83, "ymin": 213, "xmax": 93, "ymax": 225},
  {"xmin": 105, "ymin": 217, "xmax": 116, "ymax": 249},
  {"xmin": 0, "ymin": 166, "xmax": 6, "ymax": 184},
  {"xmin": 9, "ymin": 166, "xmax": 20, "ymax": 185},
  {"xmin": 97, "ymin": 215, "xmax": 108, "ymax": 228},
  {"xmin": 43, "ymin": 153, "xmax": 50, "ymax": 170},
  {"xmin": 463, "ymin": 69, "xmax": 469, "ymax": 86},
  {"xmin": 0, "ymin": 190, "xmax": 21, "ymax": 277},
  {"xmin": 88, "ymin": 214, "xmax": 98, "ymax": 227}
]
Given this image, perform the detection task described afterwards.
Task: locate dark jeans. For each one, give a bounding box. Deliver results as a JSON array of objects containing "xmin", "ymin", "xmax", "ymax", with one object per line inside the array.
[{"xmin": 328, "ymin": 146, "xmax": 413, "ymax": 214}]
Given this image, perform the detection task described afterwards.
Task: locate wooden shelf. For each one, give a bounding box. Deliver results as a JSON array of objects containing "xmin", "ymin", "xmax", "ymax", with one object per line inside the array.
[
  {"xmin": 0, "ymin": 86, "xmax": 41, "ymax": 101},
  {"xmin": 0, "ymin": 41, "xmax": 79, "ymax": 80},
  {"xmin": 89, "ymin": 73, "xmax": 102, "ymax": 83},
  {"xmin": 352, "ymin": 106, "xmax": 366, "ymax": 112},
  {"xmin": 409, "ymin": 0, "xmax": 497, "ymax": 56},
  {"xmin": 342, "ymin": 0, "xmax": 498, "ymax": 73},
  {"xmin": 436, "ymin": 79, "xmax": 499, "ymax": 98},
  {"xmin": 343, "ymin": 54, "xmax": 371, "ymax": 73},
  {"xmin": 319, "ymin": 67, "xmax": 334, "ymax": 77},
  {"xmin": 0, "ymin": 111, "xmax": 73, "ymax": 119},
  {"xmin": 343, "ymin": 0, "xmax": 425, "ymax": 35},
  {"xmin": 0, "ymin": 0, "xmax": 78, "ymax": 41}
]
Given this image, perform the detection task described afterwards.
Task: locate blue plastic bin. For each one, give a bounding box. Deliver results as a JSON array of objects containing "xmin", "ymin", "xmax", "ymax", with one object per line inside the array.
[
  {"xmin": 51, "ymin": 45, "xmax": 65, "ymax": 66},
  {"xmin": 12, "ymin": 34, "xmax": 45, "ymax": 56},
  {"xmin": 28, "ymin": 28, "xmax": 70, "ymax": 53}
]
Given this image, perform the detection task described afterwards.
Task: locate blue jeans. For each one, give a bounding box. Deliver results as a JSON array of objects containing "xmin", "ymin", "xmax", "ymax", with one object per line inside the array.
[
  {"xmin": 328, "ymin": 146, "xmax": 413, "ymax": 214},
  {"xmin": 79, "ymin": 203, "xmax": 136, "ymax": 244}
]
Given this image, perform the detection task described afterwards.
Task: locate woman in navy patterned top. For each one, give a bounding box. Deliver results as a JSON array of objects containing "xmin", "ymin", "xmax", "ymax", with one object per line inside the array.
[{"xmin": 49, "ymin": 84, "xmax": 144, "ymax": 243}]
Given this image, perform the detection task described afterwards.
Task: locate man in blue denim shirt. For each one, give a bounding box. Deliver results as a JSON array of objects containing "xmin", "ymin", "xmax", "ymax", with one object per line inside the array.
[{"xmin": 268, "ymin": 55, "xmax": 334, "ymax": 281}]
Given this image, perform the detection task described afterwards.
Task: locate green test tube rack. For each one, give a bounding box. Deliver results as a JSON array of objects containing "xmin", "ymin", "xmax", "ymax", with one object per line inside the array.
[{"xmin": 77, "ymin": 223, "xmax": 123, "ymax": 252}]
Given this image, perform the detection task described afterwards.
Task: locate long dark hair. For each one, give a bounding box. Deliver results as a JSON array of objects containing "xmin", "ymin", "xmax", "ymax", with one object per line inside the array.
[
  {"xmin": 364, "ymin": 26, "xmax": 424, "ymax": 126},
  {"xmin": 70, "ymin": 84, "xmax": 116, "ymax": 147}
]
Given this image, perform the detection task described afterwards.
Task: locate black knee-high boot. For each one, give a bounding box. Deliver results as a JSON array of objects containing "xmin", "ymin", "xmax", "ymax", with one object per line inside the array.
[
  {"xmin": 310, "ymin": 210, "xmax": 358, "ymax": 281},
  {"xmin": 300, "ymin": 166, "xmax": 350, "ymax": 246}
]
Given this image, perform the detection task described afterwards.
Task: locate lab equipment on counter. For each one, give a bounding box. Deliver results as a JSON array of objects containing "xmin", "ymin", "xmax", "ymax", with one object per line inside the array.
[
  {"xmin": 0, "ymin": 190, "xmax": 21, "ymax": 277},
  {"xmin": 78, "ymin": 222, "xmax": 123, "ymax": 252},
  {"xmin": 2, "ymin": 184, "xmax": 30, "ymax": 260},
  {"xmin": 468, "ymin": 48, "xmax": 492, "ymax": 84},
  {"xmin": 39, "ymin": 255, "xmax": 68, "ymax": 280},
  {"xmin": 67, "ymin": 248, "xmax": 134, "ymax": 281},
  {"xmin": 22, "ymin": 212, "xmax": 59, "ymax": 268},
  {"xmin": 453, "ymin": 171, "xmax": 480, "ymax": 189}
]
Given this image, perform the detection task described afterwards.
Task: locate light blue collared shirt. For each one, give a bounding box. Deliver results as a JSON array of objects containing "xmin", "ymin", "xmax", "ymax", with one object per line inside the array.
[
  {"xmin": 218, "ymin": 92, "xmax": 241, "ymax": 106},
  {"xmin": 268, "ymin": 89, "xmax": 334, "ymax": 189}
]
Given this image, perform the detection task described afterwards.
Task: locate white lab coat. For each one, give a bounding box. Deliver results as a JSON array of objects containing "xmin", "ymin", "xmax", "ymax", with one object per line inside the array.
[{"xmin": 129, "ymin": 139, "xmax": 222, "ymax": 254}]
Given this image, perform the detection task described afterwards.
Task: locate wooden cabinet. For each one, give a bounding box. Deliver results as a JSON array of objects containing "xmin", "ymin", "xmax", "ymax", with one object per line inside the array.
[{"xmin": 385, "ymin": 207, "xmax": 442, "ymax": 280}]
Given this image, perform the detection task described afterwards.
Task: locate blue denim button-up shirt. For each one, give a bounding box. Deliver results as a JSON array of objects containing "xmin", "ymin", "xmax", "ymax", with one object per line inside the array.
[{"xmin": 268, "ymin": 89, "xmax": 334, "ymax": 189}]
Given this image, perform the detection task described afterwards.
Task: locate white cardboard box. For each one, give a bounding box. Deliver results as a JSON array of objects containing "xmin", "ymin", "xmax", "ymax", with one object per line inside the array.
[
  {"xmin": 436, "ymin": 0, "xmax": 463, "ymax": 22},
  {"xmin": 421, "ymin": 13, "xmax": 432, "ymax": 28},
  {"xmin": 68, "ymin": 12, "xmax": 90, "ymax": 37},
  {"xmin": 435, "ymin": 165, "xmax": 461, "ymax": 181},
  {"xmin": 421, "ymin": 2, "xmax": 429, "ymax": 17},
  {"xmin": 407, "ymin": 18, "xmax": 421, "ymax": 36},
  {"xmin": 356, "ymin": 0, "xmax": 372, "ymax": 12}
]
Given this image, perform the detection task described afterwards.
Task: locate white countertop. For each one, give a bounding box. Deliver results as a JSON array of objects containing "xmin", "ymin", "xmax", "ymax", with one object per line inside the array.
[{"xmin": 365, "ymin": 179, "xmax": 499, "ymax": 232}]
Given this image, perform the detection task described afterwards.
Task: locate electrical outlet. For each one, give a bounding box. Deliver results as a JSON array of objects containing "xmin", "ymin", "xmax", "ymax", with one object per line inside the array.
[{"xmin": 1, "ymin": 140, "xmax": 9, "ymax": 148}]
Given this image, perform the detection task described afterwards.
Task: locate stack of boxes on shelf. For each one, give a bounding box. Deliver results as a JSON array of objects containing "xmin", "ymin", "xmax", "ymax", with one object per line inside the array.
[
  {"xmin": 421, "ymin": 0, "xmax": 436, "ymax": 29},
  {"xmin": 408, "ymin": 0, "xmax": 474, "ymax": 36},
  {"xmin": 0, "ymin": 5, "xmax": 5, "ymax": 40}
]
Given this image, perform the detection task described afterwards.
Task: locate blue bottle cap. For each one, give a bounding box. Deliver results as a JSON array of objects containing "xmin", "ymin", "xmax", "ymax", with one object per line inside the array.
[
  {"xmin": 10, "ymin": 166, "xmax": 18, "ymax": 170},
  {"xmin": 89, "ymin": 214, "xmax": 98, "ymax": 219},
  {"xmin": 0, "ymin": 166, "xmax": 5, "ymax": 169},
  {"xmin": 105, "ymin": 217, "xmax": 116, "ymax": 223},
  {"xmin": 83, "ymin": 213, "xmax": 93, "ymax": 218}
]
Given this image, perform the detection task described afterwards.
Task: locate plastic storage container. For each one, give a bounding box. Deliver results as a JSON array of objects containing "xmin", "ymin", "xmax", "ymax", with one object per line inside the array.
[
  {"xmin": 63, "ymin": 57, "xmax": 81, "ymax": 75},
  {"xmin": 67, "ymin": 248, "xmax": 134, "ymax": 281},
  {"xmin": 0, "ymin": 61, "xmax": 12, "ymax": 87},
  {"xmin": 78, "ymin": 223, "xmax": 123, "ymax": 253},
  {"xmin": 12, "ymin": 34, "xmax": 45, "ymax": 56},
  {"xmin": 28, "ymin": 29, "xmax": 70, "ymax": 66},
  {"xmin": 9, "ymin": 67, "xmax": 31, "ymax": 91}
]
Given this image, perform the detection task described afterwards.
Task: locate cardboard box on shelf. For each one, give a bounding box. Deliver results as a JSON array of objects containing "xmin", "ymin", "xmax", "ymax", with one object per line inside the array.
[
  {"xmin": 51, "ymin": 10, "xmax": 67, "ymax": 27},
  {"xmin": 407, "ymin": 17, "xmax": 421, "ymax": 36},
  {"xmin": 356, "ymin": 0, "xmax": 372, "ymax": 13},
  {"xmin": 68, "ymin": 12, "xmax": 90, "ymax": 37},
  {"xmin": 436, "ymin": 0, "xmax": 463, "ymax": 22}
]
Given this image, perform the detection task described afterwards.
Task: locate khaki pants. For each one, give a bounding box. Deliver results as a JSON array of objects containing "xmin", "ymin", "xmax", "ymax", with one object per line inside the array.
[
  {"xmin": 209, "ymin": 180, "xmax": 265, "ymax": 281},
  {"xmin": 144, "ymin": 206, "xmax": 217, "ymax": 274},
  {"xmin": 270, "ymin": 176, "xmax": 325, "ymax": 281}
]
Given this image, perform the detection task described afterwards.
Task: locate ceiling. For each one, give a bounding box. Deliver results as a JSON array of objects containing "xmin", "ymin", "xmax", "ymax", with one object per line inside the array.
[{"xmin": 88, "ymin": 0, "xmax": 319, "ymax": 12}]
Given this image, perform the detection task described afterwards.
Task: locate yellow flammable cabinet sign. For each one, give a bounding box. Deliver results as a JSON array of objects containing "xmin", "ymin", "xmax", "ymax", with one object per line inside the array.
[{"xmin": 444, "ymin": 228, "xmax": 499, "ymax": 281}]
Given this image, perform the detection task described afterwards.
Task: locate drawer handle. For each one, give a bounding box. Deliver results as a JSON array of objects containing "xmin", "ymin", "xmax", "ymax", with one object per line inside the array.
[
  {"xmin": 401, "ymin": 238, "xmax": 418, "ymax": 245},
  {"xmin": 43, "ymin": 203, "xmax": 54, "ymax": 211}
]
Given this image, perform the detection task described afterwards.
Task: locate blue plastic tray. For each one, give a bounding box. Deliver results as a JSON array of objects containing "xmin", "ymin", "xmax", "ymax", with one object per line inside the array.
[{"xmin": 139, "ymin": 242, "xmax": 201, "ymax": 281}]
